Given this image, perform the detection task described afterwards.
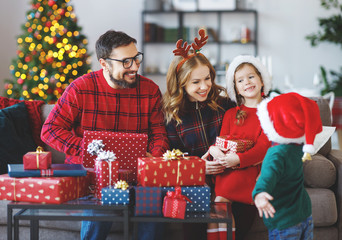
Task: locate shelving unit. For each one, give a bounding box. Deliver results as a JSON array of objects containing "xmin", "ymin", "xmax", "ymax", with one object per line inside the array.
[{"xmin": 141, "ymin": 9, "xmax": 258, "ymax": 83}]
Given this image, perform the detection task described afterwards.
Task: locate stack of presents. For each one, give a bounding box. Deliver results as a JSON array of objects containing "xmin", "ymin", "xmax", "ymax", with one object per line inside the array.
[{"xmin": 0, "ymin": 131, "xmax": 253, "ymax": 220}]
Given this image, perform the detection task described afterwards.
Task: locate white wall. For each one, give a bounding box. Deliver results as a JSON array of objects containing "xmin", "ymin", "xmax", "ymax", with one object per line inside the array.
[{"xmin": 0, "ymin": 0, "xmax": 341, "ymax": 96}]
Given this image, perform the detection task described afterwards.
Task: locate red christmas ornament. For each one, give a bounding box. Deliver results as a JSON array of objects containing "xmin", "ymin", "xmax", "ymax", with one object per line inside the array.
[
  {"xmin": 17, "ymin": 78, "xmax": 24, "ymax": 85},
  {"xmin": 28, "ymin": 27, "xmax": 33, "ymax": 33},
  {"xmin": 45, "ymin": 21, "xmax": 52, "ymax": 28},
  {"xmin": 47, "ymin": 88, "xmax": 53, "ymax": 94},
  {"xmin": 4, "ymin": 84, "xmax": 9, "ymax": 89},
  {"xmin": 61, "ymin": 61, "xmax": 66, "ymax": 67},
  {"xmin": 59, "ymin": 9, "xmax": 65, "ymax": 15},
  {"xmin": 25, "ymin": 56, "xmax": 32, "ymax": 62},
  {"xmin": 46, "ymin": 57, "xmax": 54, "ymax": 63},
  {"xmin": 48, "ymin": 0, "xmax": 55, "ymax": 7}
]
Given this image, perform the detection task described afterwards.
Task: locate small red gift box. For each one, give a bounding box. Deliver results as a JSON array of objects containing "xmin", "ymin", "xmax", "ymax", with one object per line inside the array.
[
  {"xmin": 163, "ymin": 187, "xmax": 191, "ymax": 219},
  {"xmin": 82, "ymin": 131, "xmax": 148, "ymax": 184},
  {"xmin": 138, "ymin": 150, "xmax": 205, "ymax": 187},
  {"xmin": 0, "ymin": 173, "xmax": 90, "ymax": 204},
  {"xmin": 94, "ymin": 160, "xmax": 119, "ymax": 199},
  {"xmin": 215, "ymin": 136, "xmax": 254, "ymax": 153},
  {"xmin": 23, "ymin": 146, "xmax": 52, "ymax": 170}
]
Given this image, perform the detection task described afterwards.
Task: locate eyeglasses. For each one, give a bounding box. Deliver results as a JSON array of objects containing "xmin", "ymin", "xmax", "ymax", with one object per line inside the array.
[{"xmin": 105, "ymin": 52, "xmax": 144, "ymax": 69}]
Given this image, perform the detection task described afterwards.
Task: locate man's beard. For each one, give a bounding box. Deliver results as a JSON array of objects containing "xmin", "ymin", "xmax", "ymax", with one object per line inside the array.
[{"xmin": 109, "ymin": 72, "xmax": 138, "ymax": 89}]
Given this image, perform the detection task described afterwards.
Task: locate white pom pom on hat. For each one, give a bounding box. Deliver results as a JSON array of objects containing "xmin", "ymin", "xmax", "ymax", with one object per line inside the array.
[
  {"xmin": 256, "ymin": 92, "xmax": 323, "ymax": 156},
  {"xmin": 226, "ymin": 55, "xmax": 272, "ymax": 103}
]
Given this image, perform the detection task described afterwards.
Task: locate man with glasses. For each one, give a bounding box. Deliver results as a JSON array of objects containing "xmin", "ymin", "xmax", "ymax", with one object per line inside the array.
[{"xmin": 41, "ymin": 30, "xmax": 169, "ymax": 240}]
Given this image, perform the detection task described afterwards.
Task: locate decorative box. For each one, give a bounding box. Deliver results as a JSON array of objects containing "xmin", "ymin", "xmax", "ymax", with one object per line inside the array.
[
  {"xmin": 82, "ymin": 131, "xmax": 148, "ymax": 184},
  {"xmin": 162, "ymin": 187, "xmax": 190, "ymax": 219},
  {"xmin": 138, "ymin": 155, "xmax": 205, "ymax": 187},
  {"xmin": 134, "ymin": 186, "xmax": 163, "ymax": 216},
  {"xmin": 162, "ymin": 185, "xmax": 211, "ymax": 212},
  {"xmin": 8, "ymin": 164, "xmax": 87, "ymax": 178},
  {"xmin": 23, "ymin": 147, "xmax": 51, "ymax": 170},
  {"xmin": 0, "ymin": 173, "xmax": 90, "ymax": 204},
  {"xmin": 94, "ymin": 159, "xmax": 119, "ymax": 200},
  {"xmin": 215, "ymin": 136, "xmax": 254, "ymax": 153},
  {"xmin": 101, "ymin": 182, "xmax": 133, "ymax": 205}
]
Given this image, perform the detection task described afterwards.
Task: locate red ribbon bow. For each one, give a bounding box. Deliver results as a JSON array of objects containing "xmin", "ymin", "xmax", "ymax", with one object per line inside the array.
[{"xmin": 166, "ymin": 187, "xmax": 192, "ymax": 203}]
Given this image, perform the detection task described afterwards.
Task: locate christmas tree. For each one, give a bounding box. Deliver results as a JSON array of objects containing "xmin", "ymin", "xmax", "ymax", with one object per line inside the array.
[{"xmin": 4, "ymin": 0, "xmax": 91, "ymax": 103}]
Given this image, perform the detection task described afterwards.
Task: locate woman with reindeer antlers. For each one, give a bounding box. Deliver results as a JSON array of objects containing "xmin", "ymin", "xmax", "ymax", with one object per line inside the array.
[{"xmin": 162, "ymin": 29, "xmax": 235, "ymax": 240}]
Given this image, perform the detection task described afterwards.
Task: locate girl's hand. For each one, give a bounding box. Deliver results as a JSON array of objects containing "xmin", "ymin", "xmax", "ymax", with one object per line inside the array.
[
  {"xmin": 203, "ymin": 159, "xmax": 225, "ymax": 175},
  {"xmin": 254, "ymin": 192, "xmax": 275, "ymax": 218},
  {"xmin": 208, "ymin": 145, "xmax": 226, "ymax": 160},
  {"xmin": 217, "ymin": 153, "xmax": 240, "ymax": 168}
]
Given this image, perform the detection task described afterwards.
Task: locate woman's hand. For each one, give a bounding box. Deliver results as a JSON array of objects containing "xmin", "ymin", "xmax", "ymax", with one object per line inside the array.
[
  {"xmin": 254, "ymin": 192, "xmax": 275, "ymax": 218},
  {"xmin": 216, "ymin": 153, "xmax": 240, "ymax": 168}
]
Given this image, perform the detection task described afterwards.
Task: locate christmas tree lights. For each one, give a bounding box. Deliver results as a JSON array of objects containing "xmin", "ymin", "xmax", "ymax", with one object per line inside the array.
[{"xmin": 4, "ymin": 0, "xmax": 91, "ymax": 103}]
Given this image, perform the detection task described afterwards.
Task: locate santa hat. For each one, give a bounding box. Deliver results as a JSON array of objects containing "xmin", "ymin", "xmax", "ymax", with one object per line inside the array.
[
  {"xmin": 226, "ymin": 55, "xmax": 272, "ymax": 103},
  {"xmin": 257, "ymin": 92, "xmax": 323, "ymax": 160}
]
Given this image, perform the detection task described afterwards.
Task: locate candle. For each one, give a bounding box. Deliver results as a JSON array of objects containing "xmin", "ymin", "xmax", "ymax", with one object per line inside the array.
[{"xmin": 267, "ymin": 56, "xmax": 272, "ymax": 78}]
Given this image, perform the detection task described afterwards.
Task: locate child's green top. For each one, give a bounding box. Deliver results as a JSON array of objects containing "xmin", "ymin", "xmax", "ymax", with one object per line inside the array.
[{"xmin": 252, "ymin": 144, "xmax": 312, "ymax": 230}]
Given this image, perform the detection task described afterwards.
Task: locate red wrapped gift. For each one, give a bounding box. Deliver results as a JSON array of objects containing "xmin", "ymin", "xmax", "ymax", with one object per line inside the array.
[
  {"xmin": 215, "ymin": 136, "xmax": 254, "ymax": 153},
  {"xmin": 82, "ymin": 131, "xmax": 148, "ymax": 184},
  {"xmin": 138, "ymin": 149, "xmax": 205, "ymax": 187},
  {"xmin": 23, "ymin": 146, "xmax": 52, "ymax": 170},
  {"xmin": 0, "ymin": 173, "xmax": 90, "ymax": 204},
  {"xmin": 163, "ymin": 187, "xmax": 191, "ymax": 219},
  {"xmin": 94, "ymin": 158, "xmax": 119, "ymax": 200}
]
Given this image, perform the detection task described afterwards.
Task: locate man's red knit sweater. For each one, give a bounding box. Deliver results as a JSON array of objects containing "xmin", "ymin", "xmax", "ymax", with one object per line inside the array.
[{"xmin": 41, "ymin": 69, "xmax": 169, "ymax": 164}]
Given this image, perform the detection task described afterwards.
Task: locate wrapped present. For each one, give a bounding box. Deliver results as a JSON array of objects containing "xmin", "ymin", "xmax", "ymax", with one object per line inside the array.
[
  {"xmin": 162, "ymin": 185, "xmax": 211, "ymax": 212},
  {"xmin": 82, "ymin": 131, "xmax": 148, "ymax": 184},
  {"xmin": 138, "ymin": 149, "xmax": 205, "ymax": 187},
  {"xmin": 94, "ymin": 151, "xmax": 119, "ymax": 199},
  {"xmin": 163, "ymin": 187, "xmax": 191, "ymax": 219},
  {"xmin": 0, "ymin": 173, "xmax": 90, "ymax": 204},
  {"xmin": 102, "ymin": 180, "xmax": 132, "ymax": 205},
  {"xmin": 23, "ymin": 147, "xmax": 51, "ymax": 170},
  {"xmin": 8, "ymin": 164, "xmax": 87, "ymax": 178},
  {"xmin": 134, "ymin": 186, "xmax": 163, "ymax": 216},
  {"xmin": 215, "ymin": 136, "xmax": 254, "ymax": 153}
]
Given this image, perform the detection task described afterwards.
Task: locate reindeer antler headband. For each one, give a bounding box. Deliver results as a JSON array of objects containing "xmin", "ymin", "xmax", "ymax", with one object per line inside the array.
[{"xmin": 173, "ymin": 29, "xmax": 209, "ymax": 72}]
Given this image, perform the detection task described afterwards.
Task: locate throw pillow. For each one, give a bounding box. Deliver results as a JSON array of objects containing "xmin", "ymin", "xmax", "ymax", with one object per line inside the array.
[
  {"xmin": 0, "ymin": 102, "xmax": 37, "ymax": 174},
  {"xmin": 0, "ymin": 96, "xmax": 45, "ymax": 146}
]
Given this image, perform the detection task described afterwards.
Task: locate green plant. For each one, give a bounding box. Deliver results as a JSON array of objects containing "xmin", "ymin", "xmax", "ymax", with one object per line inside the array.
[{"xmin": 306, "ymin": 0, "xmax": 342, "ymax": 96}]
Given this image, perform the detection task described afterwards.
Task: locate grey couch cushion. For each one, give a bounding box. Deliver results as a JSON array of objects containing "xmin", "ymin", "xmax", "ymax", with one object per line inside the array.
[
  {"xmin": 303, "ymin": 154, "xmax": 336, "ymax": 188},
  {"xmin": 306, "ymin": 188, "xmax": 337, "ymax": 227}
]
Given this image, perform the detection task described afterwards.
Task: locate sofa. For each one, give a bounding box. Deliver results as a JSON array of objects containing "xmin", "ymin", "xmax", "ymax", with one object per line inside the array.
[{"xmin": 0, "ymin": 96, "xmax": 341, "ymax": 240}]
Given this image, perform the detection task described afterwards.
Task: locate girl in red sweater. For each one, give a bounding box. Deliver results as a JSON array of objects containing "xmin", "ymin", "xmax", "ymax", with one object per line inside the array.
[{"xmin": 204, "ymin": 55, "xmax": 272, "ymax": 240}]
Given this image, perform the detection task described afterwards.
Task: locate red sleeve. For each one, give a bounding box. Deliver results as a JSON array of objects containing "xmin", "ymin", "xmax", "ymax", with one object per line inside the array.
[
  {"xmin": 238, "ymin": 130, "xmax": 271, "ymax": 168},
  {"xmin": 41, "ymin": 82, "xmax": 83, "ymax": 158},
  {"xmin": 147, "ymin": 87, "xmax": 169, "ymax": 157}
]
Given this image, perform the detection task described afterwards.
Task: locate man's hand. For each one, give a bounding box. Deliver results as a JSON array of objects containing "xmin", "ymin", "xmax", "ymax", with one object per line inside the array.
[
  {"xmin": 146, "ymin": 152, "xmax": 153, "ymax": 157},
  {"xmin": 254, "ymin": 192, "xmax": 276, "ymax": 218}
]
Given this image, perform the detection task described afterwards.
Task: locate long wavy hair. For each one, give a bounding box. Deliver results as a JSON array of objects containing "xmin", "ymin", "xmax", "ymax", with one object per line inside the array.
[{"xmin": 163, "ymin": 54, "xmax": 228, "ymax": 125}]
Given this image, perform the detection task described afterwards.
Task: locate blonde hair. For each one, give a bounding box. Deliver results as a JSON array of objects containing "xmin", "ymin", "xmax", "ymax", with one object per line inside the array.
[
  {"xmin": 163, "ymin": 54, "xmax": 228, "ymax": 125},
  {"xmin": 234, "ymin": 62, "xmax": 264, "ymax": 125}
]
